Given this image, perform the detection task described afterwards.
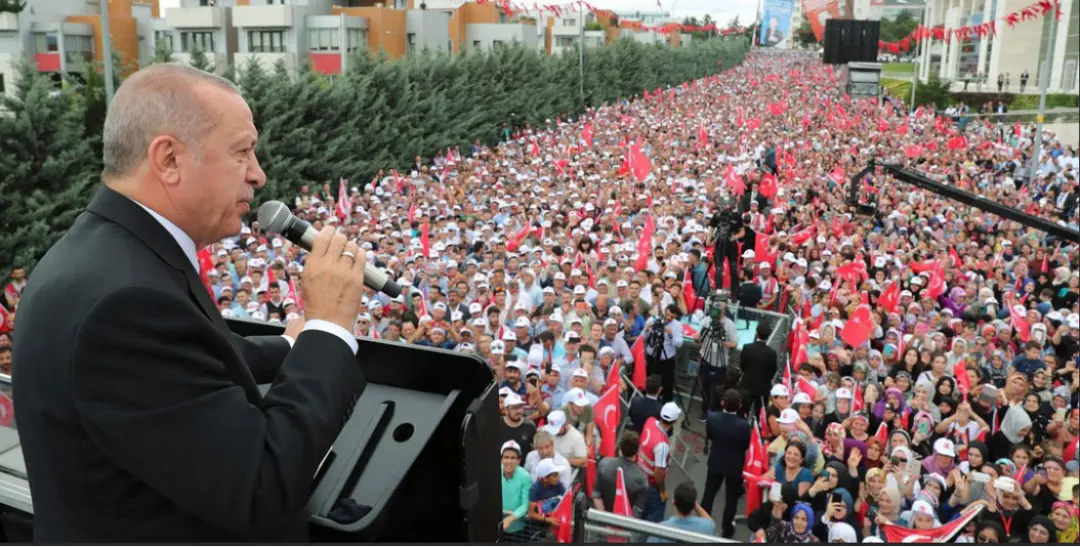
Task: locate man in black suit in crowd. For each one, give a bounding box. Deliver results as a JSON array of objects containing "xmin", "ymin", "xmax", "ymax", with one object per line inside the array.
[
  {"xmin": 627, "ymin": 374, "xmax": 663, "ymax": 433},
  {"xmin": 12, "ymin": 64, "xmax": 370, "ymax": 542},
  {"xmin": 701, "ymin": 388, "xmax": 751, "ymax": 539},
  {"xmin": 738, "ymin": 323, "xmax": 778, "ymax": 418}
]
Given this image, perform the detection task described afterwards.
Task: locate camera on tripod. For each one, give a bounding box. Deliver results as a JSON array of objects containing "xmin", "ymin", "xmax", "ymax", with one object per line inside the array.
[
  {"xmin": 708, "ymin": 195, "xmax": 740, "ymax": 238},
  {"xmin": 704, "ymin": 289, "xmax": 729, "ymax": 322}
]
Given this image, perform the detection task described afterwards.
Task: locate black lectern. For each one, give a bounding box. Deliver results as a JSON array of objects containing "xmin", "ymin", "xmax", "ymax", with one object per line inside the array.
[{"xmin": 225, "ymin": 318, "xmax": 502, "ymax": 542}]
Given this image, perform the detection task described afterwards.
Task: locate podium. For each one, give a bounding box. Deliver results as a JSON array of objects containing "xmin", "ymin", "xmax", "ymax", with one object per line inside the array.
[{"xmin": 226, "ymin": 318, "xmax": 502, "ymax": 542}]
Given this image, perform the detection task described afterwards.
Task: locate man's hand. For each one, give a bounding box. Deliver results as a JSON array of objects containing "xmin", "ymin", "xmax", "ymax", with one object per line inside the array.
[
  {"xmin": 301, "ymin": 226, "xmax": 368, "ymax": 332},
  {"xmin": 284, "ymin": 316, "xmax": 306, "ymax": 340}
]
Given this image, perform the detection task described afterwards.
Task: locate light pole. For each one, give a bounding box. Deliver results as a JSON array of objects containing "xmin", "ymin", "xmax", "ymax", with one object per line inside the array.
[
  {"xmin": 1026, "ymin": 13, "xmax": 1059, "ymax": 182},
  {"xmin": 578, "ymin": 0, "xmax": 585, "ymax": 110},
  {"xmin": 101, "ymin": 0, "xmax": 116, "ymax": 105}
]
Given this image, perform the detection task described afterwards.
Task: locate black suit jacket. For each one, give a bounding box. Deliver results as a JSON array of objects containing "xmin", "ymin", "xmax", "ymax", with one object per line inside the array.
[
  {"xmin": 627, "ymin": 395, "xmax": 662, "ymax": 433},
  {"xmin": 12, "ymin": 187, "xmax": 366, "ymax": 542},
  {"xmin": 705, "ymin": 411, "xmax": 750, "ymax": 475},
  {"xmin": 738, "ymin": 341, "xmax": 778, "ymax": 398}
]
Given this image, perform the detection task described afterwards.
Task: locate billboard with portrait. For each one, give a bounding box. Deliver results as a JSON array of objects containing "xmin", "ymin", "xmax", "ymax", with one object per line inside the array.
[{"xmin": 760, "ymin": 0, "xmax": 796, "ymax": 47}]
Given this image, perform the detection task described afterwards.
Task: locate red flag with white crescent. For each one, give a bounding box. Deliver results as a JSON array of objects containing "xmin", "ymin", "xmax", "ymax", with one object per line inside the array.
[
  {"xmin": 595, "ymin": 386, "xmax": 620, "ymax": 458},
  {"xmin": 742, "ymin": 420, "xmax": 770, "ymax": 517},
  {"xmin": 882, "ymin": 504, "xmax": 984, "ymax": 542},
  {"xmin": 552, "ymin": 483, "xmax": 579, "ymax": 543}
]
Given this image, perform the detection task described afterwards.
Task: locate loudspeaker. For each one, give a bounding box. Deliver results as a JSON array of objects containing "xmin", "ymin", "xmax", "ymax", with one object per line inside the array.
[
  {"xmin": 225, "ymin": 318, "xmax": 502, "ymax": 543},
  {"xmin": 823, "ymin": 19, "xmax": 880, "ymax": 65}
]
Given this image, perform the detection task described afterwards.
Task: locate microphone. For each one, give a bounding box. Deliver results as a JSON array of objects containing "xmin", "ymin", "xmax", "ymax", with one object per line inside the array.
[{"xmin": 257, "ymin": 200, "xmax": 402, "ymax": 298}]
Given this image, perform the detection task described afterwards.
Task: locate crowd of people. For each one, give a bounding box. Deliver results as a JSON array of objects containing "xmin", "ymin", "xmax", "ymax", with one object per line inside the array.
[{"xmin": 2, "ymin": 49, "xmax": 1079, "ymax": 542}]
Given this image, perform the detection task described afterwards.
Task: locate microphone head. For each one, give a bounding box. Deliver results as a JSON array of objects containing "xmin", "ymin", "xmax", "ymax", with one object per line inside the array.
[{"xmin": 257, "ymin": 201, "xmax": 292, "ymax": 234}]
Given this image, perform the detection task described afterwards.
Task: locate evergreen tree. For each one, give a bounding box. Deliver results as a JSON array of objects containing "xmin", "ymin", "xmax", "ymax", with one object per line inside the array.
[
  {"xmin": 188, "ymin": 43, "xmax": 215, "ymax": 73},
  {"xmin": 152, "ymin": 39, "xmax": 174, "ymax": 64},
  {"xmin": 0, "ymin": 64, "xmax": 98, "ymax": 273}
]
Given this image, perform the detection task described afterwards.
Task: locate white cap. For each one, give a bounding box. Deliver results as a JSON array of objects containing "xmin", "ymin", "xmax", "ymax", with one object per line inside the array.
[
  {"xmin": 770, "ymin": 384, "xmax": 791, "ymax": 397},
  {"xmin": 514, "ymin": 317, "xmax": 531, "ymax": 328},
  {"xmin": 563, "ymin": 388, "xmax": 591, "ymax": 407},
  {"xmin": 792, "ymin": 392, "xmax": 812, "ymax": 405},
  {"xmin": 660, "ymin": 402, "xmax": 682, "ymax": 422},
  {"xmin": 498, "ymin": 386, "xmax": 513, "ymax": 397},
  {"xmin": 490, "ymin": 340, "xmax": 505, "ymax": 355},
  {"xmin": 535, "ymin": 458, "xmax": 561, "ymax": 478},
  {"xmin": 933, "ymin": 437, "xmax": 956, "ymax": 458},
  {"xmin": 542, "ymin": 410, "xmax": 567, "ymax": 435},
  {"xmin": 501, "ymin": 440, "xmax": 522, "ymax": 455},
  {"xmin": 1068, "ymin": 313, "xmax": 1080, "ymax": 329},
  {"xmin": 836, "ymin": 387, "xmax": 853, "ymax": 400},
  {"xmin": 571, "ymin": 368, "xmax": 590, "ymax": 380},
  {"xmin": 828, "ymin": 522, "xmax": 857, "ymax": 543},
  {"xmin": 503, "ymin": 392, "xmax": 524, "ymax": 407},
  {"xmin": 911, "ymin": 499, "xmax": 935, "ymax": 517},
  {"xmin": 778, "ymin": 408, "xmax": 799, "ymax": 425}
]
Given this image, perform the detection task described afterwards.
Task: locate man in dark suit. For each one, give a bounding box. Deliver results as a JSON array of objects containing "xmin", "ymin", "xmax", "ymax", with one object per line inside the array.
[
  {"xmin": 12, "ymin": 64, "xmax": 370, "ymax": 542},
  {"xmin": 701, "ymin": 388, "xmax": 750, "ymax": 538},
  {"xmin": 627, "ymin": 374, "xmax": 663, "ymax": 433},
  {"xmin": 739, "ymin": 324, "xmax": 778, "ymax": 418}
]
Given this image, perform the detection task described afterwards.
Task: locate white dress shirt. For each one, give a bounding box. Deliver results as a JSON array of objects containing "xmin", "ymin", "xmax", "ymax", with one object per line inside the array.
[{"xmin": 134, "ymin": 200, "xmax": 358, "ymax": 355}]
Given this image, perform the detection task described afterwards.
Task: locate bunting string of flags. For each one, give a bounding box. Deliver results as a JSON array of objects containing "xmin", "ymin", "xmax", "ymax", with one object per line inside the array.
[
  {"xmin": 878, "ymin": 0, "xmax": 1060, "ymax": 53},
  {"xmin": 474, "ymin": 0, "xmax": 746, "ymax": 35}
]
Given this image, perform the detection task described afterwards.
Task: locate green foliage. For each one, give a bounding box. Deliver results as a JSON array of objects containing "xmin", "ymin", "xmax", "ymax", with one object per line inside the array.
[
  {"xmin": 1, "ymin": 38, "xmax": 748, "ymax": 276},
  {"xmin": 1009, "ymin": 93, "xmax": 1079, "ymax": 110},
  {"xmin": 584, "ymin": 22, "xmax": 603, "ymax": 31},
  {"xmin": 0, "ymin": 64, "xmax": 99, "ymax": 274},
  {"xmin": 0, "ymin": 0, "xmax": 26, "ymax": 14},
  {"xmin": 188, "ymin": 43, "xmax": 215, "ymax": 73},
  {"xmin": 152, "ymin": 39, "xmax": 174, "ymax": 64},
  {"xmin": 879, "ymin": 10, "xmax": 919, "ymax": 44},
  {"xmin": 793, "ymin": 19, "xmax": 816, "ymax": 48},
  {"xmin": 950, "ymin": 91, "xmax": 1016, "ymax": 107},
  {"xmin": 885, "ymin": 76, "xmax": 952, "ymax": 109}
]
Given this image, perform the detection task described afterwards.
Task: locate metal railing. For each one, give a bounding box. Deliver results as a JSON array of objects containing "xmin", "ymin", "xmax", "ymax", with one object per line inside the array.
[{"xmin": 581, "ymin": 508, "xmax": 737, "ymax": 543}]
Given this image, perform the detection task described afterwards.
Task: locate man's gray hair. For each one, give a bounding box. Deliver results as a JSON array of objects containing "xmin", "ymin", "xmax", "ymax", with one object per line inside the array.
[{"xmin": 102, "ymin": 63, "xmax": 240, "ymax": 177}]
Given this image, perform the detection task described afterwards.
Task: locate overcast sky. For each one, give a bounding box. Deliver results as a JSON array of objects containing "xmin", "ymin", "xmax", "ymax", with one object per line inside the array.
[{"xmin": 157, "ymin": 0, "xmax": 760, "ymax": 25}]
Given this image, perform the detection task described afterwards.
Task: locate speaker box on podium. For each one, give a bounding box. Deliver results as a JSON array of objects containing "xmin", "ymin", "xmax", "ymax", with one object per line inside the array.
[
  {"xmin": 226, "ymin": 318, "xmax": 502, "ymax": 542},
  {"xmin": 823, "ymin": 19, "xmax": 880, "ymax": 65}
]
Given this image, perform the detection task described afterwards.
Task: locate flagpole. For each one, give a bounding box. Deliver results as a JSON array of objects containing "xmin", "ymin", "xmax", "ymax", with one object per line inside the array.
[
  {"xmin": 1026, "ymin": 11, "xmax": 1058, "ymax": 184},
  {"xmin": 101, "ymin": 0, "xmax": 116, "ymax": 105},
  {"xmin": 909, "ymin": 61, "xmax": 918, "ymax": 115},
  {"xmin": 578, "ymin": 0, "xmax": 585, "ymax": 110}
]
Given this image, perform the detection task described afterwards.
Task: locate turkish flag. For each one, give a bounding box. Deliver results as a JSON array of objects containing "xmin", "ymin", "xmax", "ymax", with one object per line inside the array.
[
  {"xmin": 287, "ymin": 278, "xmax": 303, "ymax": 311},
  {"xmin": 630, "ymin": 141, "xmax": 651, "ymax": 182},
  {"xmin": 830, "ymin": 166, "xmax": 846, "ymax": 185},
  {"xmin": 768, "ymin": 101, "xmax": 786, "ymax": 116},
  {"xmin": 585, "ymin": 458, "xmax": 597, "ymax": 505},
  {"xmin": 742, "ymin": 422, "xmax": 770, "ymax": 517},
  {"xmin": 582, "ymin": 123, "xmax": 593, "ymax": 148},
  {"xmin": 853, "ymin": 383, "xmax": 865, "ymax": 413},
  {"xmin": 759, "ymin": 173, "xmax": 778, "ymax": 199},
  {"xmin": 630, "ymin": 336, "xmax": 647, "ymax": 391},
  {"xmin": 904, "ymin": 144, "xmax": 923, "ymax": 158},
  {"xmin": 613, "ymin": 467, "xmax": 632, "ymax": 517},
  {"xmin": 954, "ymin": 361, "xmax": 972, "ymax": 399},
  {"xmin": 420, "ymin": 221, "xmax": 431, "ymax": 258},
  {"xmin": 724, "ymin": 166, "xmax": 746, "ymax": 196},
  {"xmin": 604, "ymin": 354, "xmax": 621, "ymax": 394},
  {"xmin": 595, "ymin": 386, "xmax": 621, "ymax": 458},
  {"xmin": 407, "ymin": 203, "xmax": 417, "ymax": 223},
  {"xmin": 1009, "ymin": 304, "xmax": 1031, "ymax": 342},
  {"xmin": 882, "ymin": 504, "xmax": 985, "ymax": 543},
  {"xmin": 682, "ymin": 268, "xmax": 699, "ymax": 312},
  {"xmin": 947, "ymin": 135, "xmax": 969, "ymax": 150},
  {"xmin": 0, "ymin": 392, "xmax": 13, "ymax": 428},
  {"xmin": 840, "ymin": 295, "xmax": 874, "ymax": 347},
  {"xmin": 196, "ymin": 247, "xmax": 215, "ymax": 296},
  {"xmin": 880, "ymin": 280, "xmax": 901, "ymax": 313},
  {"xmin": 506, "ymin": 223, "xmax": 531, "ymax": 253},
  {"xmin": 633, "ymin": 215, "xmax": 655, "ymax": 272},
  {"xmin": 796, "ymin": 376, "xmax": 818, "ymax": 402},
  {"xmin": 925, "ymin": 266, "xmax": 947, "ymax": 299},
  {"xmin": 874, "ymin": 421, "xmax": 890, "ymax": 446},
  {"xmin": 552, "ymin": 483, "xmax": 579, "ymax": 543}
]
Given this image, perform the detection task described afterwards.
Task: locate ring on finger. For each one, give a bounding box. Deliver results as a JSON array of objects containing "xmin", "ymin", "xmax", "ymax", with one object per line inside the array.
[{"xmin": 341, "ymin": 250, "xmax": 356, "ymax": 261}]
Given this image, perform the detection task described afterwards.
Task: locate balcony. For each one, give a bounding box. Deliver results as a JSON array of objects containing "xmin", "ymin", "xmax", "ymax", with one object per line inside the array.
[
  {"xmin": 234, "ymin": 52, "xmax": 296, "ymax": 74},
  {"xmin": 233, "ymin": 4, "xmax": 295, "ymax": 28},
  {"xmin": 165, "ymin": 6, "xmax": 226, "ymax": 29},
  {"xmin": 0, "ymin": 12, "xmax": 17, "ymax": 32}
]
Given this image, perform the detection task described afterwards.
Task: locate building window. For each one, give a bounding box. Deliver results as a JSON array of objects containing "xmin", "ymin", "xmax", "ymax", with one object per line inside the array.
[
  {"xmin": 34, "ymin": 33, "xmax": 59, "ymax": 54},
  {"xmin": 155, "ymin": 31, "xmax": 174, "ymax": 53},
  {"xmin": 492, "ymin": 39, "xmax": 504, "ymax": 48},
  {"xmin": 562, "ymin": 18, "xmax": 577, "ymax": 26},
  {"xmin": 472, "ymin": 40, "xmax": 481, "ymax": 49},
  {"xmin": 308, "ymin": 29, "xmax": 340, "ymax": 52},
  {"xmin": 249, "ymin": 30, "xmax": 286, "ymax": 53},
  {"xmin": 64, "ymin": 35, "xmax": 94, "ymax": 65},
  {"xmin": 180, "ymin": 31, "xmax": 215, "ymax": 53},
  {"xmin": 406, "ymin": 33, "xmax": 415, "ymax": 52},
  {"xmin": 556, "ymin": 36, "xmax": 576, "ymax": 47},
  {"xmin": 0, "ymin": 74, "xmax": 5, "ymax": 95},
  {"xmin": 346, "ymin": 28, "xmax": 367, "ymax": 52}
]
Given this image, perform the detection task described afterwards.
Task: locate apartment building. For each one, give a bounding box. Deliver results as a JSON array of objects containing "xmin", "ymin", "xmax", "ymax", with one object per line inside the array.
[
  {"xmin": 0, "ymin": 0, "xmax": 158, "ymax": 97},
  {"xmin": 914, "ymin": 0, "xmax": 1078, "ymax": 93},
  {"xmin": 1, "ymin": 0, "xmax": 686, "ymax": 95}
]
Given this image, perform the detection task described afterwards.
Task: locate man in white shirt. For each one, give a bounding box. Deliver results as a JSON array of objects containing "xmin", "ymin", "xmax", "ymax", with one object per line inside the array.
[{"xmin": 542, "ymin": 410, "xmax": 588, "ymax": 469}]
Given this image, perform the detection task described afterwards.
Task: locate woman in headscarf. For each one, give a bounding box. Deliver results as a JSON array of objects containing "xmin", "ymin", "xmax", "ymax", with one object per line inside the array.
[
  {"xmin": 1050, "ymin": 501, "xmax": 1079, "ymax": 544},
  {"xmin": 921, "ymin": 436, "xmax": 958, "ymax": 478},
  {"xmin": 866, "ymin": 484, "xmax": 903, "ymax": 539},
  {"xmin": 821, "ymin": 423, "xmax": 846, "ymax": 463},
  {"xmin": 764, "ymin": 501, "xmax": 819, "ymax": 543},
  {"xmin": 988, "ymin": 404, "xmax": 1033, "ymax": 461},
  {"xmin": 872, "ymin": 387, "xmax": 908, "ymax": 421},
  {"xmin": 1027, "ymin": 514, "xmax": 1058, "ymax": 544}
]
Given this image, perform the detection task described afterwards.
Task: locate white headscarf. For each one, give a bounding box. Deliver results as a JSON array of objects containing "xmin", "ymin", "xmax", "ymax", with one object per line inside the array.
[{"xmin": 1000, "ymin": 404, "xmax": 1033, "ymax": 444}]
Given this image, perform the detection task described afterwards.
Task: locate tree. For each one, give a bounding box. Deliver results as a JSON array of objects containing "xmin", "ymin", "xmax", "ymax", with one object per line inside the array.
[
  {"xmin": 793, "ymin": 18, "xmax": 817, "ymax": 48},
  {"xmin": 152, "ymin": 39, "xmax": 174, "ymax": 64},
  {"xmin": 880, "ymin": 9, "xmax": 919, "ymax": 44},
  {"xmin": 0, "ymin": 64, "xmax": 99, "ymax": 274},
  {"xmin": 912, "ymin": 75, "xmax": 952, "ymax": 108},
  {"xmin": 0, "ymin": 0, "xmax": 26, "ymax": 14},
  {"xmin": 188, "ymin": 43, "xmax": 215, "ymax": 73}
]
